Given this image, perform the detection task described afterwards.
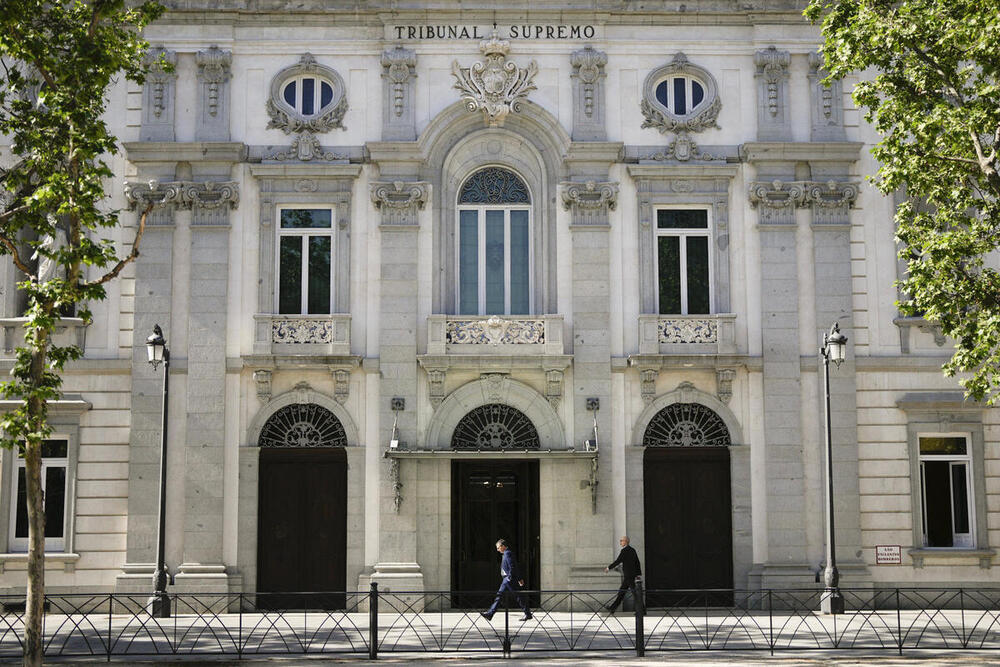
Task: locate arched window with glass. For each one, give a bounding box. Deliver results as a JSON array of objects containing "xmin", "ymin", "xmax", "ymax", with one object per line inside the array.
[{"xmin": 456, "ymin": 167, "xmax": 532, "ymax": 315}]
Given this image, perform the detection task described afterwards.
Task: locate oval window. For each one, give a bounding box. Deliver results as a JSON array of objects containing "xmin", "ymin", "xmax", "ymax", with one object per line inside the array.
[
  {"xmin": 281, "ymin": 77, "xmax": 336, "ymax": 117},
  {"xmin": 655, "ymin": 76, "xmax": 705, "ymax": 117}
]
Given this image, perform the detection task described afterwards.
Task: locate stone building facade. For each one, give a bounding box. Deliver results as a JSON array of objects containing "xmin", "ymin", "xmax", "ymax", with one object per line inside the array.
[{"xmin": 0, "ymin": 1, "xmax": 997, "ymax": 602}]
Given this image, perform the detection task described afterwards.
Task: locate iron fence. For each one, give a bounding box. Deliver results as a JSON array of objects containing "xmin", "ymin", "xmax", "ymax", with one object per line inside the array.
[{"xmin": 0, "ymin": 585, "xmax": 998, "ymax": 660}]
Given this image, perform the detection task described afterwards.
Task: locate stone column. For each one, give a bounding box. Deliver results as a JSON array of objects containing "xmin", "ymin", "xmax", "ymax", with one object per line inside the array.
[
  {"xmin": 563, "ymin": 180, "xmax": 617, "ymax": 587},
  {"xmin": 748, "ymin": 180, "xmax": 812, "ymax": 586},
  {"xmin": 367, "ymin": 181, "xmax": 429, "ymax": 602},
  {"xmin": 177, "ymin": 181, "xmax": 239, "ymax": 592}
]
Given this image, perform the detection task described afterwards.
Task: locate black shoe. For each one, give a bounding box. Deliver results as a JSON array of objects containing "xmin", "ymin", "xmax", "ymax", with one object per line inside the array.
[
  {"xmin": 519, "ymin": 613, "xmax": 533, "ymax": 621},
  {"xmin": 480, "ymin": 611, "xmax": 494, "ymax": 621}
]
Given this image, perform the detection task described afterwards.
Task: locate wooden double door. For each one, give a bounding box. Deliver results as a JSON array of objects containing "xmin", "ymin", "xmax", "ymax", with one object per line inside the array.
[
  {"xmin": 451, "ymin": 460, "xmax": 539, "ymax": 608},
  {"xmin": 257, "ymin": 447, "xmax": 347, "ymax": 609},
  {"xmin": 643, "ymin": 447, "xmax": 733, "ymax": 606}
]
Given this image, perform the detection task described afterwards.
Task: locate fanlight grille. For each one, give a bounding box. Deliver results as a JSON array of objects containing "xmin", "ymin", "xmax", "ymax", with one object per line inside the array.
[
  {"xmin": 451, "ymin": 403, "xmax": 540, "ymax": 450},
  {"xmin": 643, "ymin": 402, "xmax": 730, "ymax": 448},
  {"xmin": 259, "ymin": 403, "xmax": 347, "ymax": 448},
  {"xmin": 458, "ymin": 167, "xmax": 530, "ymax": 204}
]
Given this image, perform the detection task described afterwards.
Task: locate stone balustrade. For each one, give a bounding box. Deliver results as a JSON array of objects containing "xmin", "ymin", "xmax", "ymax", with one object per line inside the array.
[
  {"xmin": 0, "ymin": 317, "xmax": 88, "ymax": 356},
  {"xmin": 253, "ymin": 313, "xmax": 351, "ymax": 356},
  {"xmin": 427, "ymin": 314, "xmax": 565, "ymax": 356},
  {"xmin": 638, "ymin": 313, "xmax": 737, "ymax": 355}
]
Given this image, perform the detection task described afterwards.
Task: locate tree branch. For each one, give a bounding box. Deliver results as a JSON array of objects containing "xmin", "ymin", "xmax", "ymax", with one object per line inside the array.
[
  {"xmin": 0, "ymin": 229, "xmax": 34, "ymax": 276},
  {"xmin": 83, "ymin": 202, "xmax": 151, "ymax": 288}
]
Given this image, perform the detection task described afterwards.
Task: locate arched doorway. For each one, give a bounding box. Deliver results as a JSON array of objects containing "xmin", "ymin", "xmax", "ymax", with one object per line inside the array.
[
  {"xmin": 450, "ymin": 404, "xmax": 540, "ymax": 607},
  {"xmin": 256, "ymin": 403, "xmax": 348, "ymax": 609},
  {"xmin": 642, "ymin": 402, "xmax": 733, "ymax": 606}
]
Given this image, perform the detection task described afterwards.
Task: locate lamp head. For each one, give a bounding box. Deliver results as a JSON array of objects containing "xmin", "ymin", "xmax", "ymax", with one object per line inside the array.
[
  {"xmin": 146, "ymin": 324, "xmax": 167, "ymax": 369},
  {"xmin": 825, "ymin": 322, "xmax": 848, "ymax": 367}
]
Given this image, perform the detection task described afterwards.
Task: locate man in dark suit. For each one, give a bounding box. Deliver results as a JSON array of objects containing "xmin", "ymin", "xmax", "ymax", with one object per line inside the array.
[
  {"xmin": 481, "ymin": 538, "xmax": 533, "ymax": 621},
  {"xmin": 604, "ymin": 535, "xmax": 641, "ymax": 613}
]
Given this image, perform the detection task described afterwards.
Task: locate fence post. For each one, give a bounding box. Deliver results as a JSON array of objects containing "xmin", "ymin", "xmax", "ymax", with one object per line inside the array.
[
  {"xmin": 503, "ymin": 600, "xmax": 511, "ymax": 658},
  {"xmin": 107, "ymin": 594, "xmax": 113, "ymax": 662},
  {"xmin": 768, "ymin": 589, "xmax": 773, "ymax": 656},
  {"xmin": 369, "ymin": 582, "xmax": 378, "ymax": 660},
  {"xmin": 896, "ymin": 588, "xmax": 902, "ymax": 656},
  {"xmin": 634, "ymin": 577, "xmax": 645, "ymax": 657}
]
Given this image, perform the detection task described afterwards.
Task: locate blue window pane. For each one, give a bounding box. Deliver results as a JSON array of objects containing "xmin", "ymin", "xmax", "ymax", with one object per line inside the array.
[
  {"xmin": 655, "ymin": 80, "xmax": 669, "ymax": 107},
  {"xmin": 279, "ymin": 236, "xmax": 302, "ymax": 314},
  {"xmin": 485, "ymin": 210, "xmax": 505, "ymax": 314},
  {"xmin": 281, "ymin": 209, "xmax": 331, "ymax": 229},
  {"xmin": 673, "ymin": 77, "xmax": 686, "ymax": 115},
  {"xmin": 283, "ymin": 81, "xmax": 296, "ymax": 107},
  {"xmin": 692, "ymin": 81, "xmax": 704, "ymax": 108},
  {"xmin": 308, "ymin": 236, "xmax": 331, "ymax": 314},
  {"xmin": 509, "ymin": 211, "xmax": 529, "ymax": 314},
  {"xmin": 321, "ymin": 81, "xmax": 333, "ymax": 108},
  {"xmin": 686, "ymin": 236, "xmax": 710, "ymax": 315},
  {"xmin": 302, "ymin": 77, "xmax": 315, "ymax": 115},
  {"xmin": 657, "ymin": 236, "xmax": 681, "ymax": 314},
  {"xmin": 459, "ymin": 211, "xmax": 479, "ymax": 314}
]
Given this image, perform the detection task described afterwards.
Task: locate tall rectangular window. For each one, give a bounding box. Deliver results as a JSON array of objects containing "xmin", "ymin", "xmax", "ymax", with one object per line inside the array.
[
  {"xmin": 10, "ymin": 439, "xmax": 68, "ymax": 552},
  {"xmin": 656, "ymin": 209, "xmax": 712, "ymax": 314},
  {"xmin": 277, "ymin": 208, "xmax": 333, "ymax": 315},
  {"xmin": 919, "ymin": 435, "xmax": 974, "ymax": 548},
  {"xmin": 457, "ymin": 207, "xmax": 532, "ymax": 315}
]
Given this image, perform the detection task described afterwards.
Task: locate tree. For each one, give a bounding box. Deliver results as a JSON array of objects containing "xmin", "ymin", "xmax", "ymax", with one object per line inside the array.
[
  {"xmin": 806, "ymin": 0, "xmax": 1000, "ymax": 402},
  {"xmin": 0, "ymin": 1, "xmax": 163, "ymax": 664}
]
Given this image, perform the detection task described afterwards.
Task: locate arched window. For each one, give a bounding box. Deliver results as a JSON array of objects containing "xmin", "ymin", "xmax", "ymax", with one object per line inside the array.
[
  {"xmin": 451, "ymin": 403, "xmax": 540, "ymax": 450},
  {"xmin": 643, "ymin": 403, "xmax": 730, "ymax": 448},
  {"xmin": 457, "ymin": 168, "xmax": 532, "ymax": 315},
  {"xmin": 259, "ymin": 403, "xmax": 347, "ymax": 448}
]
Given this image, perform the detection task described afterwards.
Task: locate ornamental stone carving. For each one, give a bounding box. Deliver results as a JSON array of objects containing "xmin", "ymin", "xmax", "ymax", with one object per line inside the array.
[
  {"xmin": 748, "ymin": 180, "xmax": 807, "ymax": 225},
  {"xmin": 140, "ymin": 47, "xmax": 177, "ymax": 142},
  {"xmin": 641, "ymin": 53, "xmax": 721, "ymax": 135},
  {"xmin": 640, "ymin": 368, "xmax": 659, "ymax": 404},
  {"xmin": 123, "ymin": 180, "xmax": 184, "ymax": 211},
  {"xmin": 267, "ymin": 53, "xmax": 348, "ymax": 134},
  {"xmin": 266, "ymin": 131, "xmax": 347, "ymax": 162},
  {"xmin": 426, "ymin": 368, "xmax": 447, "ymax": 408},
  {"xmin": 381, "ymin": 46, "xmax": 417, "ymax": 141},
  {"xmin": 446, "ymin": 317, "xmax": 545, "ymax": 346},
  {"xmin": 561, "ymin": 181, "xmax": 618, "ymax": 226},
  {"xmin": 272, "ymin": 318, "xmax": 335, "ymax": 344},
  {"xmin": 808, "ymin": 51, "xmax": 846, "ymax": 141},
  {"xmin": 658, "ymin": 318, "xmax": 719, "ymax": 344},
  {"xmin": 370, "ymin": 181, "xmax": 430, "ymax": 226},
  {"xmin": 545, "ymin": 369, "xmax": 564, "ymax": 409},
  {"xmin": 195, "ymin": 46, "xmax": 232, "ymax": 141},
  {"xmin": 716, "ymin": 368, "xmax": 736, "ymax": 405},
  {"xmin": 639, "ymin": 134, "xmax": 720, "ymax": 162},
  {"xmin": 807, "ymin": 181, "xmax": 858, "ymax": 225},
  {"xmin": 754, "ymin": 46, "xmax": 791, "ymax": 140},
  {"xmin": 253, "ymin": 369, "xmax": 272, "ymax": 403},
  {"xmin": 333, "ymin": 369, "xmax": 350, "ymax": 404},
  {"xmin": 570, "ymin": 45, "xmax": 607, "ymax": 141},
  {"xmin": 452, "ymin": 29, "xmax": 538, "ymax": 127},
  {"xmin": 124, "ymin": 180, "xmax": 239, "ymax": 227}
]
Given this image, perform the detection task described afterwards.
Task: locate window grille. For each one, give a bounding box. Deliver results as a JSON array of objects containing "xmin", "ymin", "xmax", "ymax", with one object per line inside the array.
[
  {"xmin": 459, "ymin": 168, "xmax": 530, "ymax": 204},
  {"xmin": 643, "ymin": 402, "xmax": 730, "ymax": 448},
  {"xmin": 259, "ymin": 403, "xmax": 347, "ymax": 448},
  {"xmin": 451, "ymin": 404, "xmax": 540, "ymax": 450}
]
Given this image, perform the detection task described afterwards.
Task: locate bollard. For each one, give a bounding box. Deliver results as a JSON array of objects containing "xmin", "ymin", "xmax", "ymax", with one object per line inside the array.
[
  {"xmin": 369, "ymin": 582, "xmax": 379, "ymax": 660},
  {"xmin": 634, "ymin": 576, "xmax": 645, "ymax": 657}
]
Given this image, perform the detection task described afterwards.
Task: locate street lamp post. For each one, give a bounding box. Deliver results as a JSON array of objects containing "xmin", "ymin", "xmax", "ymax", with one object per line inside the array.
[
  {"xmin": 820, "ymin": 322, "xmax": 847, "ymax": 615},
  {"xmin": 146, "ymin": 324, "xmax": 171, "ymax": 618}
]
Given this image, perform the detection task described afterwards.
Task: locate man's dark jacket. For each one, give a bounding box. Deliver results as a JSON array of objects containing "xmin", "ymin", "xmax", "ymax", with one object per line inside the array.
[{"xmin": 608, "ymin": 545, "xmax": 641, "ymax": 581}]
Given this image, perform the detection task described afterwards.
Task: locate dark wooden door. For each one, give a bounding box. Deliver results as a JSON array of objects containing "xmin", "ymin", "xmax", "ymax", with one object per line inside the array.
[
  {"xmin": 644, "ymin": 447, "xmax": 733, "ymax": 606},
  {"xmin": 257, "ymin": 447, "xmax": 347, "ymax": 609},
  {"xmin": 452, "ymin": 460, "xmax": 539, "ymax": 608}
]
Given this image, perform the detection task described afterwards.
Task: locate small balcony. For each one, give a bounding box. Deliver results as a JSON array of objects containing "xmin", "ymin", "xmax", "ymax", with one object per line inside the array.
[
  {"xmin": 426, "ymin": 315, "xmax": 565, "ymax": 356},
  {"xmin": 0, "ymin": 317, "xmax": 88, "ymax": 357},
  {"xmin": 253, "ymin": 314, "xmax": 351, "ymax": 356},
  {"xmin": 637, "ymin": 314, "xmax": 737, "ymax": 355}
]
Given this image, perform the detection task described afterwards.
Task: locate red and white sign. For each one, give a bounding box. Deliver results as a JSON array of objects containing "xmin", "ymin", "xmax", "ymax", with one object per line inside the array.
[{"xmin": 875, "ymin": 545, "xmax": 902, "ymax": 565}]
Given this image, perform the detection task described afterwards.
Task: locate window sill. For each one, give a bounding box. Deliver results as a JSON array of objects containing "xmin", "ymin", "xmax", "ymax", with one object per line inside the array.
[
  {"xmin": 908, "ymin": 548, "xmax": 995, "ymax": 569},
  {"xmin": 0, "ymin": 552, "xmax": 80, "ymax": 573}
]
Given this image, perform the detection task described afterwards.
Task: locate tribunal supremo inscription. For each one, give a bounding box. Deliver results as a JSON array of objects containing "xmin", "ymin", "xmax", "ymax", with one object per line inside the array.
[{"xmin": 394, "ymin": 25, "xmax": 596, "ymax": 40}]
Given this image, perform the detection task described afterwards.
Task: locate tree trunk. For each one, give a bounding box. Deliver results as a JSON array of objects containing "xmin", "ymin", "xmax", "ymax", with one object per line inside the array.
[{"xmin": 23, "ymin": 344, "xmax": 48, "ymax": 667}]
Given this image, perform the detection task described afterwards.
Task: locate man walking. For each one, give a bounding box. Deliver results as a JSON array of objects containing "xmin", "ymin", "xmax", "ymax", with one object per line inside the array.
[
  {"xmin": 481, "ymin": 539, "xmax": 533, "ymax": 621},
  {"xmin": 604, "ymin": 536, "xmax": 641, "ymax": 613}
]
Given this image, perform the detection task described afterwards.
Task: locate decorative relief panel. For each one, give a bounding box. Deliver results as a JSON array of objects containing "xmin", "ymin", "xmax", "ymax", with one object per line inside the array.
[
  {"xmin": 195, "ymin": 46, "xmax": 232, "ymax": 141},
  {"xmin": 370, "ymin": 181, "xmax": 430, "ymax": 226},
  {"xmin": 140, "ymin": 47, "xmax": 177, "ymax": 142},
  {"xmin": 253, "ymin": 369, "xmax": 272, "ymax": 403},
  {"xmin": 641, "ymin": 53, "xmax": 721, "ymax": 135},
  {"xmin": 452, "ymin": 29, "xmax": 538, "ymax": 127},
  {"xmin": 123, "ymin": 180, "xmax": 240, "ymax": 225},
  {"xmin": 265, "ymin": 133, "xmax": 347, "ymax": 162},
  {"xmin": 638, "ymin": 135, "xmax": 720, "ymax": 162},
  {"xmin": 560, "ymin": 181, "xmax": 618, "ymax": 226},
  {"xmin": 446, "ymin": 316, "xmax": 545, "ymax": 346},
  {"xmin": 716, "ymin": 368, "xmax": 736, "ymax": 405},
  {"xmin": 381, "ymin": 46, "xmax": 417, "ymax": 141},
  {"xmin": 658, "ymin": 318, "xmax": 719, "ymax": 344},
  {"xmin": 570, "ymin": 45, "xmax": 607, "ymax": 141},
  {"xmin": 748, "ymin": 180, "xmax": 857, "ymax": 226},
  {"xmin": 272, "ymin": 318, "xmax": 335, "ymax": 344},
  {"xmin": 808, "ymin": 51, "xmax": 846, "ymax": 141},
  {"xmin": 754, "ymin": 46, "xmax": 791, "ymax": 141}
]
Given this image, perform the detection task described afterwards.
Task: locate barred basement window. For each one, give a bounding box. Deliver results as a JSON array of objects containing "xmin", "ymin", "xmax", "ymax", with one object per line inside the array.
[
  {"xmin": 451, "ymin": 404, "xmax": 540, "ymax": 450},
  {"xmin": 259, "ymin": 403, "xmax": 347, "ymax": 448},
  {"xmin": 643, "ymin": 403, "xmax": 730, "ymax": 448}
]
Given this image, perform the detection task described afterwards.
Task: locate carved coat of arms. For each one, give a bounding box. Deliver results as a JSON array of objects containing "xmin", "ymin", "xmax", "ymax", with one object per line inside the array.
[{"xmin": 452, "ymin": 29, "xmax": 538, "ymax": 127}]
